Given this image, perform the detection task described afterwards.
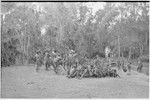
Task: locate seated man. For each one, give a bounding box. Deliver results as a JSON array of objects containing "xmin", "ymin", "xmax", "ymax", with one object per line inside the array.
[
  {"xmin": 67, "ymin": 64, "xmax": 77, "ymax": 78},
  {"xmin": 67, "ymin": 57, "xmax": 87, "ymax": 78},
  {"xmin": 52, "ymin": 49, "xmax": 57, "ymax": 57},
  {"xmin": 79, "ymin": 64, "xmax": 91, "ymax": 78},
  {"xmin": 55, "ymin": 54, "xmax": 64, "ymax": 69}
]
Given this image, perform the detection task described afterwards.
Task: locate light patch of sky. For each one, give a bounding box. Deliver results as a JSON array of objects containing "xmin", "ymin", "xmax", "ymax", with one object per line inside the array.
[
  {"xmin": 36, "ymin": 2, "xmax": 107, "ymax": 34},
  {"xmin": 41, "ymin": 28, "xmax": 46, "ymax": 35},
  {"xmin": 84, "ymin": 2, "xmax": 106, "ymax": 16},
  {"xmin": 41, "ymin": 25, "xmax": 48, "ymax": 35},
  {"xmin": 2, "ymin": 8, "xmax": 15, "ymax": 19},
  {"xmin": 82, "ymin": 2, "xmax": 106, "ymax": 24}
]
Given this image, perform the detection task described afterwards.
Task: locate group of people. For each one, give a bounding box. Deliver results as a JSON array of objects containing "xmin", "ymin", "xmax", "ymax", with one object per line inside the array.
[
  {"xmin": 34, "ymin": 49, "xmax": 78, "ymax": 74},
  {"xmin": 35, "ymin": 49, "xmax": 62, "ymax": 73},
  {"xmin": 67, "ymin": 56, "xmax": 143, "ymax": 79},
  {"xmin": 67, "ymin": 57, "xmax": 120, "ymax": 79},
  {"xmin": 34, "ymin": 48, "xmax": 143, "ymax": 79},
  {"xmin": 66, "ymin": 54, "xmax": 122, "ymax": 79},
  {"xmin": 114, "ymin": 58, "xmax": 143, "ymax": 73}
]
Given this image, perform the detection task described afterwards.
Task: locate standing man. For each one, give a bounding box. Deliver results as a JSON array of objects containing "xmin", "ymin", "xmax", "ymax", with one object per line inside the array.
[
  {"xmin": 44, "ymin": 52, "xmax": 51, "ymax": 71},
  {"xmin": 137, "ymin": 59, "xmax": 143, "ymax": 72},
  {"xmin": 35, "ymin": 51, "xmax": 42, "ymax": 72},
  {"xmin": 105, "ymin": 46, "xmax": 111, "ymax": 58},
  {"xmin": 67, "ymin": 49, "xmax": 76, "ymax": 76},
  {"xmin": 127, "ymin": 61, "xmax": 132, "ymax": 73}
]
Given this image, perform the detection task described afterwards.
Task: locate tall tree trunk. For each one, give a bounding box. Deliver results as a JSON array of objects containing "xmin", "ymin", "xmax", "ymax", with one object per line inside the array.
[
  {"xmin": 26, "ymin": 35, "xmax": 30, "ymax": 64},
  {"xmin": 128, "ymin": 46, "xmax": 132, "ymax": 60},
  {"xmin": 118, "ymin": 35, "xmax": 120, "ymax": 58},
  {"xmin": 140, "ymin": 44, "xmax": 143, "ymax": 57},
  {"xmin": 122, "ymin": 47, "xmax": 124, "ymax": 58},
  {"xmin": 1, "ymin": 15, "xmax": 3, "ymax": 66},
  {"xmin": 23, "ymin": 36, "xmax": 27, "ymax": 65},
  {"xmin": 145, "ymin": 32, "xmax": 148, "ymax": 46}
]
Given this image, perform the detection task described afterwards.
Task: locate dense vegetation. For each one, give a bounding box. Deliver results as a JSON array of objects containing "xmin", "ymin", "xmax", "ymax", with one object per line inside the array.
[{"xmin": 1, "ymin": 2, "xmax": 149, "ymax": 67}]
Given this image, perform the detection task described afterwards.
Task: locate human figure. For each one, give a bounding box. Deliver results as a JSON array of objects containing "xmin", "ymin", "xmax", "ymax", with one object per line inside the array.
[
  {"xmin": 54, "ymin": 53, "xmax": 64, "ymax": 73},
  {"xmin": 117, "ymin": 60, "xmax": 121, "ymax": 70},
  {"xmin": 44, "ymin": 52, "xmax": 51, "ymax": 71},
  {"xmin": 67, "ymin": 64, "xmax": 78, "ymax": 78},
  {"xmin": 137, "ymin": 59, "xmax": 143, "ymax": 72},
  {"xmin": 52, "ymin": 49, "xmax": 57, "ymax": 58},
  {"xmin": 67, "ymin": 56, "xmax": 78, "ymax": 78},
  {"xmin": 105, "ymin": 46, "xmax": 111, "ymax": 59},
  {"xmin": 66, "ymin": 50, "xmax": 76, "ymax": 76},
  {"xmin": 95, "ymin": 56, "xmax": 101, "ymax": 67},
  {"xmin": 122, "ymin": 60, "xmax": 127, "ymax": 72},
  {"xmin": 127, "ymin": 61, "xmax": 132, "ymax": 72},
  {"xmin": 35, "ymin": 51, "xmax": 42, "ymax": 72}
]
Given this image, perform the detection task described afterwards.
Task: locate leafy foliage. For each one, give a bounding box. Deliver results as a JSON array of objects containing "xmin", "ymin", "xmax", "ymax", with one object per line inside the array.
[{"xmin": 1, "ymin": 2, "xmax": 149, "ymax": 67}]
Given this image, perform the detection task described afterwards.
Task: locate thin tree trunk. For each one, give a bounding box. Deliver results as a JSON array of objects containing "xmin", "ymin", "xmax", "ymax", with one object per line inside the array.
[
  {"xmin": 23, "ymin": 36, "xmax": 26, "ymax": 65},
  {"xmin": 26, "ymin": 35, "xmax": 30, "ymax": 64},
  {"xmin": 140, "ymin": 44, "xmax": 143, "ymax": 57},
  {"xmin": 118, "ymin": 35, "xmax": 120, "ymax": 58},
  {"xmin": 128, "ymin": 46, "xmax": 132, "ymax": 60},
  {"xmin": 122, "ymin": 47, "xmax": 124, "ymax": 58},
  {"xmin": 1, "ymin": 15, "xmax": 3, "ymax": 66},
  {"xmin": 1, "ymin": 15, "xmax": 3, "ymax": 48},
  {"xmin": 145, "ymin": 32, "xmax": 148, "ymax": 46}
]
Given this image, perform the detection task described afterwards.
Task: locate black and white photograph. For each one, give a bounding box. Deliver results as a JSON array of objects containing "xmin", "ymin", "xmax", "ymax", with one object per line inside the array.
[{"xmin": 1, "ymin": 1, "xmax": 149, "ymax": 98}]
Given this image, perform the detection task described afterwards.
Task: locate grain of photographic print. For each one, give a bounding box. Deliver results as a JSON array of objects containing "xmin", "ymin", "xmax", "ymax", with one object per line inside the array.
[{"xmin": 1, "ymin": 1, "xmax": 149, "ymax": 98}]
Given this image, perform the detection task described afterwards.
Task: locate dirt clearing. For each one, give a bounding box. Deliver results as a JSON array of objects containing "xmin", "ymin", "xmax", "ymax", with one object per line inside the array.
[{"xmin": 1, "ymin": 65, "xmax": 149, "ymax": 98}]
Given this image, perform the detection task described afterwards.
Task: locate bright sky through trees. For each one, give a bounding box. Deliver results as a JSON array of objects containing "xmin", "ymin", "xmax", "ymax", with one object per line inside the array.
[
  {"xmin": 85, "ymin": 2, "xmax": 106, "ymax": 15},
  {"xmin": 40, "ymin": 2, "xmax": 106, "ymax": 35}
]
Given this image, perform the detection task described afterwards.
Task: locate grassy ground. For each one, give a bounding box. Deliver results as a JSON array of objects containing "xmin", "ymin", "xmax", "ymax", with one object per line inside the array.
[{"xmin": 1, "ymin": 65, "xmax": 149, "ymax": 98}]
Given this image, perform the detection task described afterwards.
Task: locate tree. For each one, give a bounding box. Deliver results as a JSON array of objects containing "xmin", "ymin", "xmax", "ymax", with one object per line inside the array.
[
  {"xmin": 2, "ymin": 3, "xmax": 43, "ymax": 65},
  {"xmin": 108, "ymin": 2, "xmax": 149, "ymax": 59}
]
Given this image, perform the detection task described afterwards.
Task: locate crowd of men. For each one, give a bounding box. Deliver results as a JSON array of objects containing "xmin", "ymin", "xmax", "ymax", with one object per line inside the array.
[{"xmin": 34, "ymin": 48, "xmax": 143, "ymax": 79}]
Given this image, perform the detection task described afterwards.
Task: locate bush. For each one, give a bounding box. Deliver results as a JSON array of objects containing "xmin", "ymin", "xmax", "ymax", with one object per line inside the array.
[
  {"xmin": 1, "ymin": 41, "xmax": 19, "ymax": 67},
  {"xmin": 91, "ymin": 52, "xmax": 105, "ymax": 59},
  {"xmin": 28, "ymin": 57, "xmax": 36, "ymax": 64},
  {"xmin": 140, "ymin": 55, "xmax": 149, "ymax": 63}
]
